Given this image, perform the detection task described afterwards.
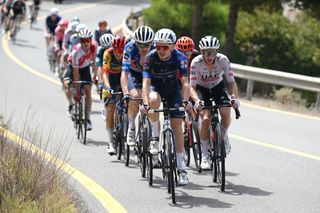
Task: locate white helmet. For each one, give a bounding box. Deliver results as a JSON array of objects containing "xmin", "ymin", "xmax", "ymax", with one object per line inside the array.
[
  {"xmin": 75, "ymin": 23, "xmax": 88, "ymax": 33},
  {"xmin": 154, "ymin": 28, "xmax": 176, "ymax": 44},
  {"xmin": 69, "ymin": 21, "xmax": 79, "ymax": 31},
  {"xmin": 100, "ymin": 33, "xmax": 114, "ymax": 48},
  {"xmin": 134, "ymin": 26, "xmax": 154, "ymax": 43},
  {"xmin": 199, "ymin": 36, "xmax": 220, "ymax": 50},
  {"xmin": 78, "ymin": 29, "xmax": 93, "ymax": 39},
  {"xmin": 50, "ymin": 7, "xmax": 59, "ymax": 15}
]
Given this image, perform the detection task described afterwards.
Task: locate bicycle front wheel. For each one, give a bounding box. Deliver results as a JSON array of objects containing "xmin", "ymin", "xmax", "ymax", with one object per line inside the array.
[
  {"xmin": 122, "ymin": 112, "xmax": 130, "ymax": 166},
  {"xmin": 165, "ymin": 130, "xmax": 176, "ymax": 204},
  {"xmin": 211, "ymin": 123, "xmax": 225, "ymax": 191},
  {"xmin": 82, "ymin": 96, "xmax": 88, "ymax": 145},
  {"xmin": 192, "ymin": 118, "xmax": 202, "ymax": 173}
]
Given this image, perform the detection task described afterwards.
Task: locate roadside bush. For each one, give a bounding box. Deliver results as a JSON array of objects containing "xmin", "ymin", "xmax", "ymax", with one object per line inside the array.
[
  {"xmin": 272, "ymin": 87, "xmax": 307, "ymax": 106},
  {"xmin": 0, "ymin": 117, "xmax": 75, "ymax": 213}
]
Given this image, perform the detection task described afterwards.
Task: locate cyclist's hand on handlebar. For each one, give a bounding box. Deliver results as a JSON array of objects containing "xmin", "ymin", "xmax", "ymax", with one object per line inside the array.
[
  {"xmin": 182, "ymin": 100, "xmax": 192, "ymax": 111},
  {"xmin": 140, "ymin": 104, "xmax": 150, "ymax": 114},
  {"xmin": 102, "ymin": 88, "xmax": 113, "ymax": 98},
  {"xmin": 194, "ymin": 100, "xmax": 204, "ymax": 112},
  {"xmin": 231, "ymin": 97, "xmax": 240, "ymax": 108},
  {"xmin": 97, "ymin": 83, "xmax": 104, "ymax": 90},
  {"xmin": 121, "ymin": 94, "xmax": 131, "ymax": 105}
]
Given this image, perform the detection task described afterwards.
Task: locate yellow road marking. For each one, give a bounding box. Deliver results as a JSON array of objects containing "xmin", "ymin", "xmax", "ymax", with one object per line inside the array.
[
  {"xmin": 1, "ymin": 4, "xmax": 127, "ymax": 213},
  {"xmin": 0, "ymin": 127, "xmax": 127, "ymax": 213},
  {"xmin": 230, "ymin": 133, "xmax": 320, "ymax": 161}
]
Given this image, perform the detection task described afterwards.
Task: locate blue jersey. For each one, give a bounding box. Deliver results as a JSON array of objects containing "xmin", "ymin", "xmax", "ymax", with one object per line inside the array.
[
  {"xmin": 122, "ymin": 40, "xmax": 144, "ymax": 73},
  {"xmin": 143, "ymin": 49, "xmax": 188, "ymax": 86},
  {"xmin": 46, "ymin": 15, "xmax": 61, "ymax": 35}
]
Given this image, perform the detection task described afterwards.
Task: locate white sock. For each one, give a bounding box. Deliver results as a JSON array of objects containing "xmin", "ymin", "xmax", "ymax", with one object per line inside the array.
[
  {"xmin": 68, "ymin": 98, "xmax": 73, "ymax": 105},
  {"xmin": 176, "ymin": 152, "xmax": 185, "ymax": 171},
  {"xmin": 106, "ymin": 128, "xmax": 112, "ymax": 143},
  {"xmin": 201, "ymin": 139, "xmax": 209, "ymax": 157},
  {"xmin": 128, "ymin": 117, "xmax": 135, "ymax": 130},
  {"xmin": 222, "ymin": 127, "xmax": 228, "ymax": 138},
  {"xmin": 150, "ymin": 120, "xmax": 160, "ymax": 138}
]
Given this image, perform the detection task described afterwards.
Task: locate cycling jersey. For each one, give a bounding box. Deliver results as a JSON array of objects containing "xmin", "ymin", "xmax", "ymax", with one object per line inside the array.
[
  {"xmin": 54, "ymin": 25, "xmax": 64, "ymax": 42},
  {"xmin": 68, "ymin": 33, "xmax": 78, "ymax": 52},
  {"xmin": 95, "ymin": 46, "xmax": 106, "ymax": 67},
  {"xmin": 62, "ymin": 27, "xmax": 74, "ymax": 50},
  {"xmin": 94, "ymin": 28, "xmax": 112, "ymax": 46},
  {"xmin": 11, "ymin": 0, "xmax": 25, "ymax": 11},
  {"xmin": 177, "ymin": 48, "xmax": 200, "ymax": 81},
  {"xmin": 71, "ymin": 43, "xmax": 96, "ymax": 69},
  {"xmin": 143, "ymin": 48, "xmax": 188, "ymax": 118},
  {"xmin": 45, "ymin": 15, "xmax": 61, "ymax": 34},
  {"xmin": 190, "ymin": 53, "xmax": 235, "ymax": 90}
]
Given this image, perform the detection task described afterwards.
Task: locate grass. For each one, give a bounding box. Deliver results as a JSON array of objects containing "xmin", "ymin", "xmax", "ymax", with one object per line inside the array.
[{"xmin": 0, "ymin": 114, "xmax": 78, "ymax": 213}]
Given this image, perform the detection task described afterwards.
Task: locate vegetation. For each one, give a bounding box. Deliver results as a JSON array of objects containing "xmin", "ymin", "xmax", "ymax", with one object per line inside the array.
[{"xmin": 0, "ymin": 117, "xmax": 76, "ymax": 213}]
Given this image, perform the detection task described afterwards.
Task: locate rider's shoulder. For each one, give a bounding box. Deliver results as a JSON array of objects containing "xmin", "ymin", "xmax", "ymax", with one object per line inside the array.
[
  {"xmin": 215, "ymin": 53, "xmax": 229, "ymax": 62},
  {"xmin": 124, "ymin": 40, "xmax": 136, "ymax": 52}
]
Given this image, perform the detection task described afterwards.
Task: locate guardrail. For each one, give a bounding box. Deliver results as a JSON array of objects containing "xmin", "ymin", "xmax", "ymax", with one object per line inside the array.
[{"xmin": 122, "ymin": 13, "xmax": 320, "ymax": 111}]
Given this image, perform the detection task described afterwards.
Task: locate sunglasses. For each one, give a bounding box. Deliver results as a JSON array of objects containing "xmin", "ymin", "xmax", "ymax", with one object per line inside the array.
[
  {"xmin": 183, "ymin": 51, "xmax": 193, "ymax": 57},
  {"xmin": 156, "ymin": 45, "xmax": 170, "ymax": 51},
  {"xmin": 113, "ymin": 48, "xmax": 124, "ymax": 54},
  {"xmin": 201, "ymin": 49, "xmax": 218, "ymax": 57},
  {"xmin": 81, "ymin": 38, "xmax": 91, "ymax": 43},
  {"xmin": 136, "ymin": 42, "xmax": 151, "ymax": 49}
]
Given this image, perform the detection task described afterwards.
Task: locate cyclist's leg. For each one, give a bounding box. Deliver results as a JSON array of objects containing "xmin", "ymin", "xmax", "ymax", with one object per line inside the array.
[
  {"xmin": 213, "ymin": 82, "xmax": 232, "ymax": 153},
  {"xmin": 63, "ymin": 64, "xmax": 74, "ymax": 116},
  {"xmin": 148, "ymin": 89, "xmax": 161, "ymax": 155},
  {"xmin": 80, "ymin": 66, "xmax": 92, "ymax": 125}
]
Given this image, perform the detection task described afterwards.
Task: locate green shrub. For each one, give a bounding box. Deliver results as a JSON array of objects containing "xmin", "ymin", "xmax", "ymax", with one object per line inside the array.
[{"xmin": 272, "ymin": 87, "xmax": 307, "ymax": 106}]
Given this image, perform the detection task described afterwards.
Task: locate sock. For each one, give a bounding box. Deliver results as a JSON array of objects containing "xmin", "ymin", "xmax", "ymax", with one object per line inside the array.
[
  {"xmin": 68, "ymin": 98, "xmax": 73, "ymax": 105},
  {"xmin": 201, "ymin": 139, "xmax": 209, "ymax": 157},
  {"xmin": 106, "ymin": 128, "xmax": 112, "ymax": 143},
  {"xmin": 176, "ymin": 152, "xmax": 185, "ymax": 171},
  {"xmin": 150, "ymin": 120, "xmax": 160, "ymax": 138},
  {"xmin": 222, "ymin": 127, "xmax": 228, "ymax": 138}
]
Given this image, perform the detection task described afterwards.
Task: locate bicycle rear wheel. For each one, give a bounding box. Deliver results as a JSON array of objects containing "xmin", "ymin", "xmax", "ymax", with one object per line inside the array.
[{"xmin": 192, "ymin": 118, "xmax": 202, "ymax": 173}]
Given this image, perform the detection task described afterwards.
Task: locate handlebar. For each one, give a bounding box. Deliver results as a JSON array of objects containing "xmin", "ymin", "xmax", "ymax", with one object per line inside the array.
[
  {"xmin": 202, "ymin": 104, "xmax": 241, "ymax": 119},
  {"xmin": 148, "ymin": 107, "xmax": 185, "ymax": 114}
]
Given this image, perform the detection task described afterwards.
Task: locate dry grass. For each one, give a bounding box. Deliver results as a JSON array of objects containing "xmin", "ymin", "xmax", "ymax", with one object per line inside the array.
[{"xmin": 0, "ymin": 114, "xmax": 77, "ymax": 213}]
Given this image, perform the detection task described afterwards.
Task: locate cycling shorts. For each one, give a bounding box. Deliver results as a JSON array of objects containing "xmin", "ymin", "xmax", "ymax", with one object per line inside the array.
[
  {"xmin": 150, "ymin": 81, "xmax": 184, "ymax": 119},
  {"xmin": 63, "ymin": 64, "xmax": 91, "ymax": 82},
  {"xmin": 128, "ymin": 70, "xmax": 142, "ymax": 91},
  {"xmin": 196, "ymin": 81, "xmax": 231, "ymax": 107}
]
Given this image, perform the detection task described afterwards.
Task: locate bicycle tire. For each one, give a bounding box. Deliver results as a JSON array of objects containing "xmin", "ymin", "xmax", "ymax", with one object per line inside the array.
[
  {"xmin": 77, "ymin": 99, "xmax": 84, "ymax": 141},
  {"xmin": 82, "ymin": 96, "xmax": 88, "ymax": 145},
  {"xmin": 146, "ymin": 153, "xmax": 153, "ymax": 186},
  {"xmin": 122, "ymin": 112, "xmax": 130, "ymax": 166},
  {"xmin": 166, "ymin": 130, "xmax": 176, "ymax": 204},
  {"xmin": 183, "ymin": 121, "xmax": 190, "ymax": 166},
  {"xmin": 211, "ymin": 122, "xmax": 225, "ymax": 191},
  {"xmin": 192, "ymin": 118, "xmax": 202, "ymax": 173}
]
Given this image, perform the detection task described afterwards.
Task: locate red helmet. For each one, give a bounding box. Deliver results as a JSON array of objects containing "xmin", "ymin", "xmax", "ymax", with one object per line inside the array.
[
  {"xmin": 176, "ymin": 36, "xmax": 194, "ymax": 52},
  {"xmin": 112, "ymin": 34, "xmax": 126, "ymax": 50},
  {"xmin": 58, "ymin": 19, "xmax": 69, "ymax": 28}
]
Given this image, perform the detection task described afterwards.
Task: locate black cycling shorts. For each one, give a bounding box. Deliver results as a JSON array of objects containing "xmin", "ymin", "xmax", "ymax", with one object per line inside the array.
[
  {"xmin": 196, "ymin": 81, "xmax": 231, "ymax": 107},
  {"xmin": 63, "ymin": 64, "xmax": 92, "ymax": 82}
]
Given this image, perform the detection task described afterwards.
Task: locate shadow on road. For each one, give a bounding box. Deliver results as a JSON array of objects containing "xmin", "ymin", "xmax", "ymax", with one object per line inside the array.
[{"xmin": 223, "ymin": 182, "xmax": 273, "ymax": 197}]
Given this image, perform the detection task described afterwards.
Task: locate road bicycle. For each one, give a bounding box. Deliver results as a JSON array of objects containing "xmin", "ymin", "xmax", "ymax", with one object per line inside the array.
[
  {"xmin": 183, "ymin": 110, "xmax": 202, "ymax": 173},
  {"xmin": 148, "ymin": 100, "xmax": 185, "ymax": 204},
  {"xmin": 202, "ymin": 100, "xmax": 240, "ymax": 191},
  {"xmin": 47, "ymin": 35, "xmax": 56, "ymax": 74},
  {"xmin": 72, "ymin": 81, "xmax": 92, "ymax": 145},
  {"xmin": 10, "ymin": 14, "xmax": 22, "ymax": 43}
]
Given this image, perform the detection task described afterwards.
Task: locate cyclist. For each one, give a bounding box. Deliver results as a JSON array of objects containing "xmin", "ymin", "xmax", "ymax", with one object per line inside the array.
[
  {"xmin": 96, "ymin": 33, "xmax": 114, "ymax": 89},
  {"xmin": 7, "ymin": 0, "xmax": 26, "ymax": 39},
  {"xmin": 94, "ymin": 20, "xmax": 113, "ymax": 46},
  {"xmin": 70, "ymin": 28, "xmax": 97, "ymax": 130},
  {"xmin": 141, "ymin": 28, "xmax": 190, "ymax": 186},
  {"xmin": 54, "ymin": 18, "xmax": 68, "ymax": 76},
  {"xmin": 176, "ymin": 36, "xmax": 199, "ymax": 79},
  {"xmin": 0, "ymin": 0, "xmax": 13, "ymax": 33},
  {"xmin": 28, "ymin": 0, "xmax": 40, "ymax": 20},
  {"xmin": 44, "ymin": 7, "xmax": 61, "ymax": 49},
  {"xmin": 121, "ymin": 25, "xmax": 154, "ymax": 147},
  {"xmin": 63, "ymin": 23, "xmax": 89, "ymax": 117},
  {"xmin": 189, "ymin": 36, "xmax": 240, "ymax": 170},
  {"xmin": 101, "ymin": 35, "xmax": 126, "ymax": 155}
]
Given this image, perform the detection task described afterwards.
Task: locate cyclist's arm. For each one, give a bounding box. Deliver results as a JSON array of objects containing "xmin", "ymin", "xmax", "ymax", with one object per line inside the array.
[
  {"xmin": 180, "ymin": 76, "xmax": 190, "ymax": 102},
  {"xmin": 142, "ymin": 77, "xmax": 150, "ymax": 105},
  {"xmin": 121, "ymin": 50, "xmax": 131, "ymax": 95},
  {"xmin": 102, "ymin": 50, "xmax": 111, "ymax": 88},
  {"xmin": 222, "ymin": 56, "xmax": 238, "ymax": 98},
  {"xmin": 189, "ymin": 60, "xmax": 200, "ymax": 102}
]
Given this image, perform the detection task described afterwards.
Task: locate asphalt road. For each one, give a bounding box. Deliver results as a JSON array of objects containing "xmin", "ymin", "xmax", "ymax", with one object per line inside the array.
[{"xmin": 0, "ymin": 1, "xmax": 319, "ymax": 212}]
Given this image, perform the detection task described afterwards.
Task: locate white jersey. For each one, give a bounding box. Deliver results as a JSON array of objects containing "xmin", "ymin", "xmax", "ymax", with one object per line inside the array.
[
  {"xmin": 71, "ymin": 43, "xmax": 96, "ymax": 69},
  {"xmin": 190, "ymin": 53, "xmax": 235, "ymax": 89}
]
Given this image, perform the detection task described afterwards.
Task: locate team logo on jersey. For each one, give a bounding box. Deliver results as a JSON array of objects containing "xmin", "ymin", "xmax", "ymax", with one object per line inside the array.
[{"xmin": 180, "ymin": 60, "xmax": 188, "ymax": 69}]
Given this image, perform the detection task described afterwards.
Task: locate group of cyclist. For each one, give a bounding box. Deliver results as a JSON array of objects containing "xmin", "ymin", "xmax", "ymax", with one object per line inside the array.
[{"xmin": 42, "ymin": 7, "xmax": 240, "ymax": 186}]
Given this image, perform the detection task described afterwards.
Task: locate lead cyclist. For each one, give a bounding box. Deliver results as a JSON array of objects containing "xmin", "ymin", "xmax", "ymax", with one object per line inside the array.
[{"xmin": 189, "ymin": 36, "xmax": 240, "ymax": 170}]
